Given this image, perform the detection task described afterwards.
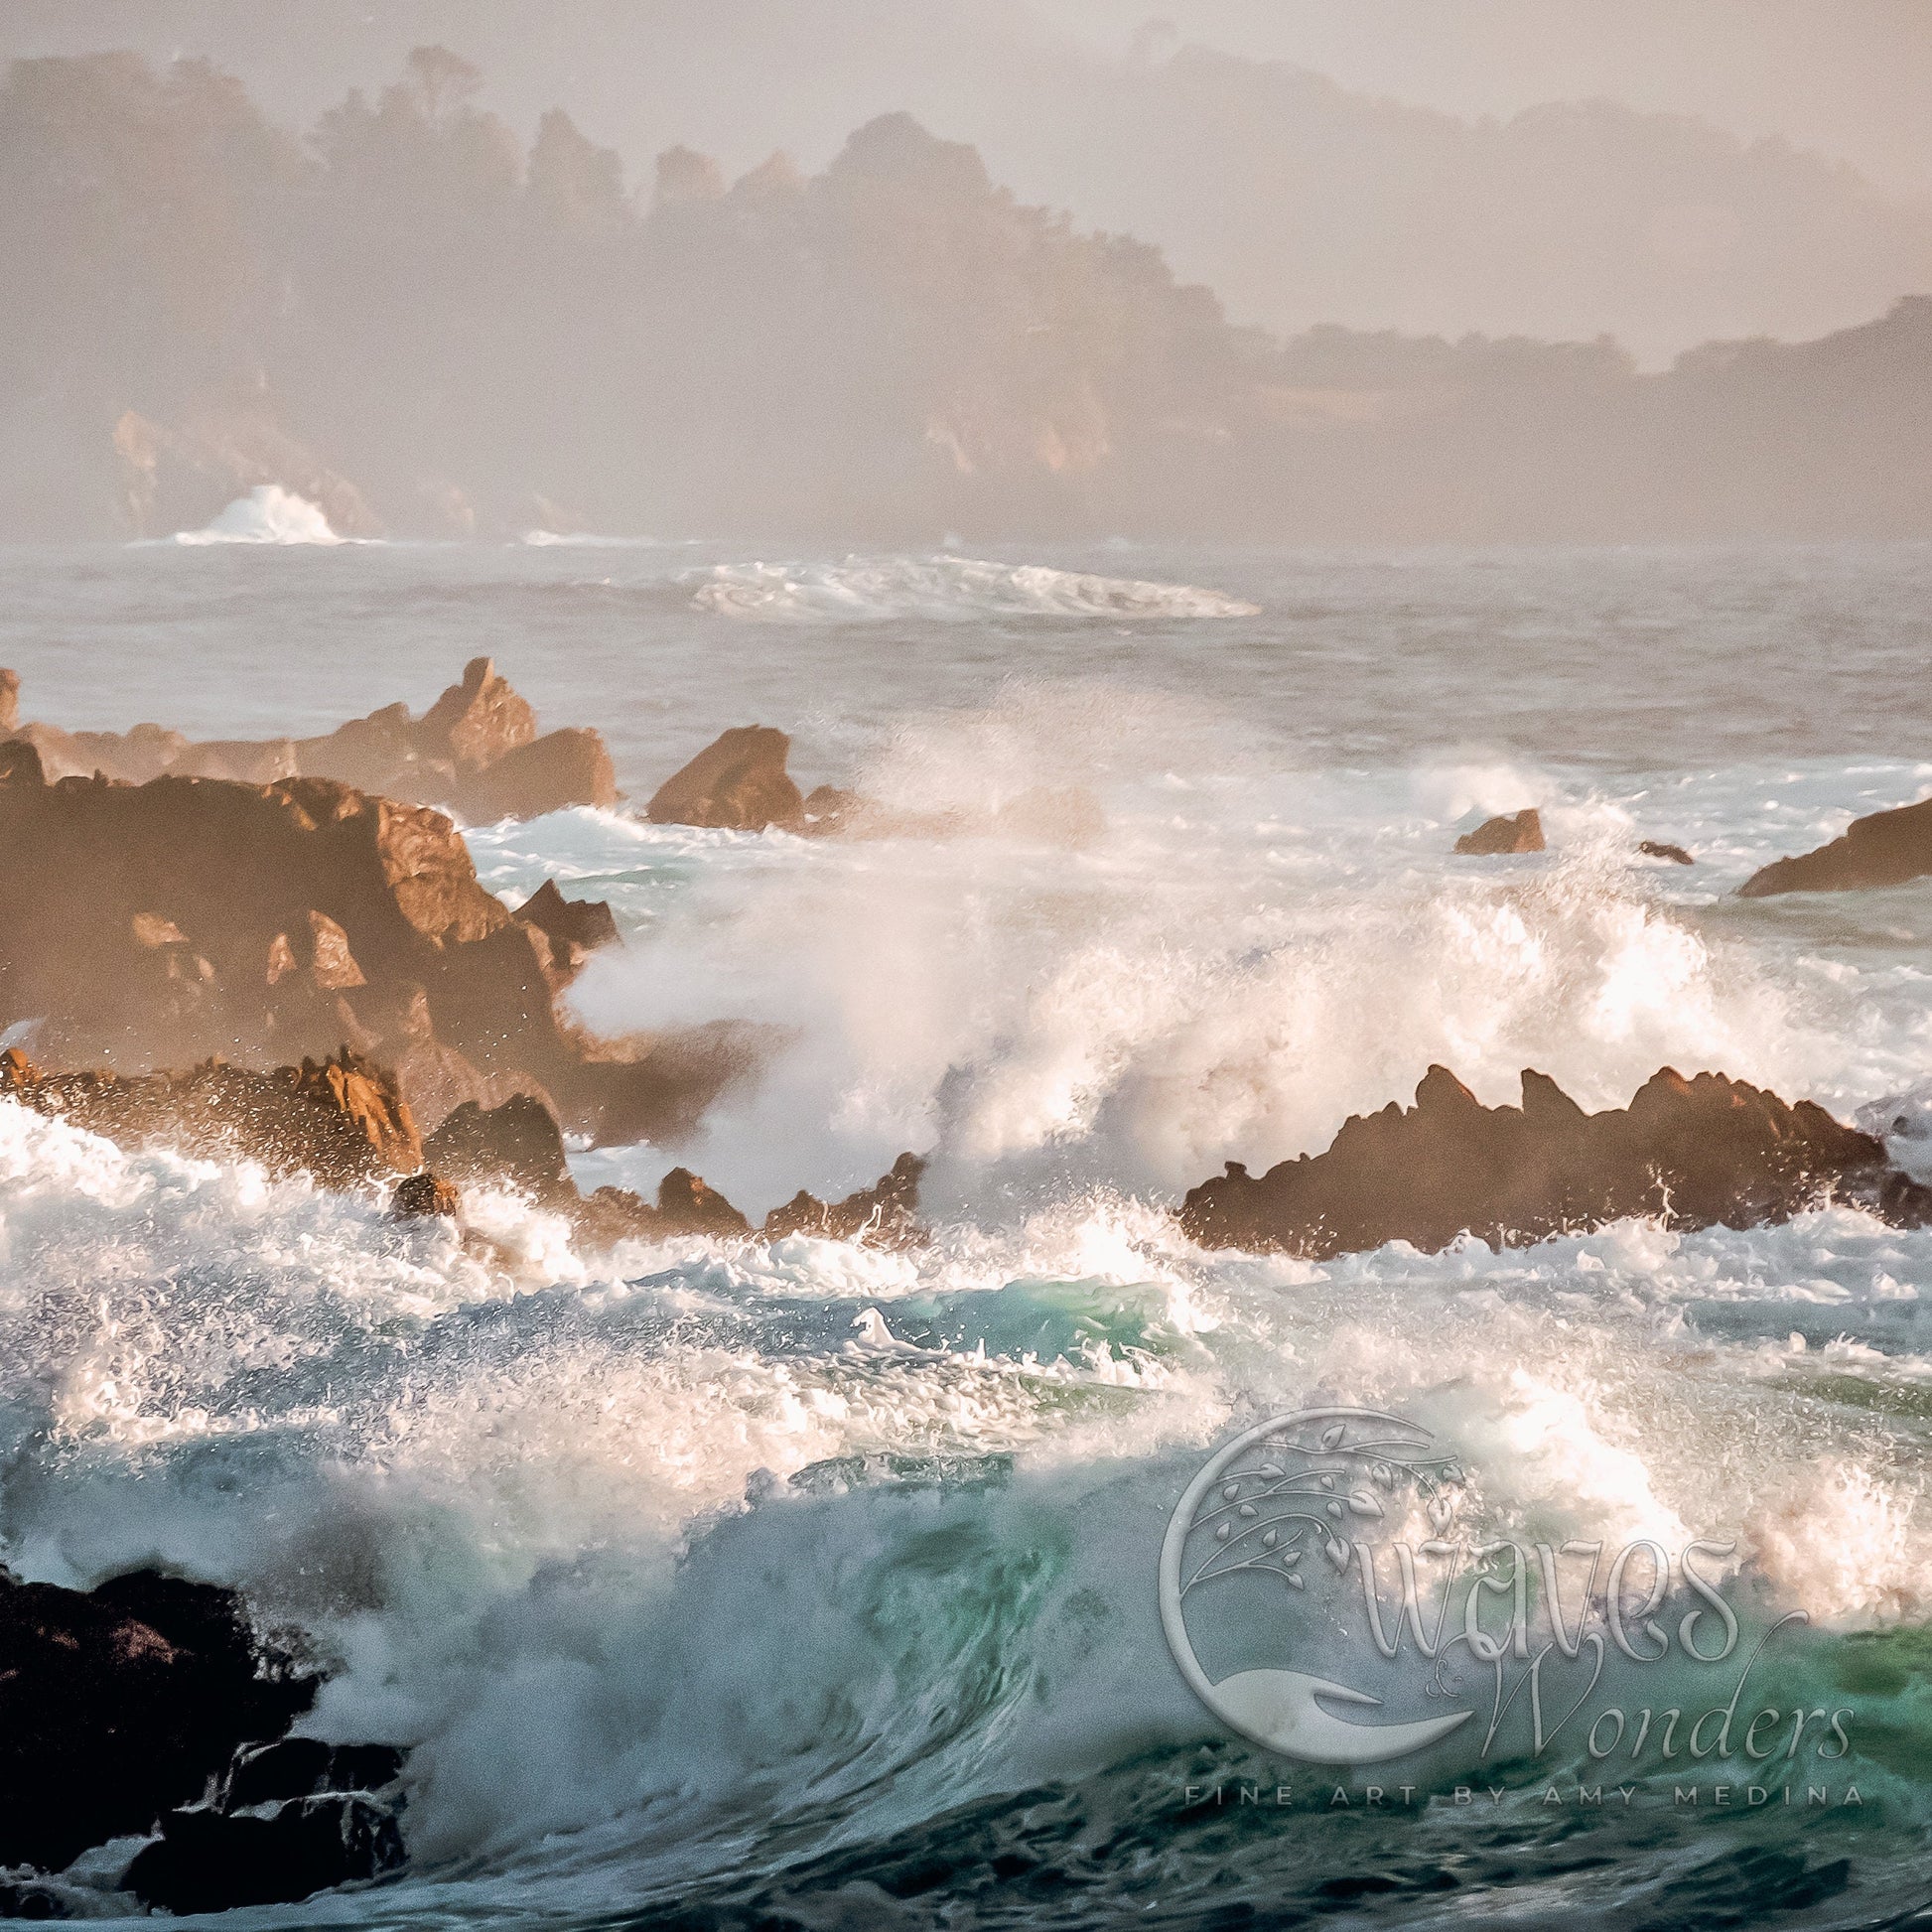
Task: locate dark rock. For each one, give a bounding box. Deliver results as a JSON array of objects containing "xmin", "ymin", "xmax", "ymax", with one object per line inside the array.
[
  {"xmin": 423, "ymin": 1093, "xmax": 573, "ymax": 1202},
  {"xmin": 1180, "ymin": 1063, "xmax": 1930, "ymax": 1256},
  {"xmin": 121, "ymin": 1792, "xmax": 404, "ymax": 1915},
  {"xmin": 1740, "ymin": 794, "xmax": 1932, "ymax": 897},
  {"xmin": 516, "ymin": 879, "xmax": 620, "ymax": 958},
  {"xmin": 657, "ymin": 1166, "xmax": 753, "ymax": 1235},
  {"xmin": 0, "ymin": 737, "xmax": 43, "ymax": 787},
  {"xmin": 1639, "ymin": 840, "xmax": 1695, "ymax": 865},
  {"xmin": 0, "ymin": 761, "xmax": 748, "ymax": 1143},
  {"xmin": 456, "ymin": 728, "xmax": 619, "ymax": 822},
  {"xmin": 763, "ymin": 1153, "xmax": 926, "ymax": 1244},
  {"xmin": 0, "ymin": 1569, "xmax": 317, "ymax": 1873},
  {"xmin": 647, "ymin": 726, "xmax": 803, "ymax": 832},
  {"xmin": 0, "ymin": 1878, "xmax": 66, "ymax": 1918},
  {"xmin": 1, "ymin": 1046, "xmax": 421, "ymax": 1187},
  {"xmin": 1454, "ymin": 809, "xmax": 1545, "ymax": 855},
  {"xmin": 219, "ymin": 1737, "xmax": 405, "ymax": 1810},
  {"xmin": 390, "ymin": 1171, "xmax": 460, "ymax": 1219}
]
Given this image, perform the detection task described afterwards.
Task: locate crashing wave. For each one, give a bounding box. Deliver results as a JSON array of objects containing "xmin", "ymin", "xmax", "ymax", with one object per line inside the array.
[
  {"xmin": 684, "ymin": 554, "xmax": 1261, "ymax": 621},
  {"xmin": 172, "ymin": 484, "xmax": 346, "ymax": 546}
]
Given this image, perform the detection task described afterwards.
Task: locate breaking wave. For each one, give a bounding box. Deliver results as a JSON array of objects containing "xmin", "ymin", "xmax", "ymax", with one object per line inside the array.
[
  {"xmin": 683, "ymin": 553, "xmax": 1261, "ymax": 621},
  {"xmin": 172, "ymin": 484, "xmax": 348, "ymax": 546}
]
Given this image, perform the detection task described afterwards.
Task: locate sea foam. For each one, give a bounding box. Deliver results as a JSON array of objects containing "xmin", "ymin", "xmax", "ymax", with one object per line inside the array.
[{"xmin": 172, "ymin": 484, "xmax": 347, "ymax": 545}]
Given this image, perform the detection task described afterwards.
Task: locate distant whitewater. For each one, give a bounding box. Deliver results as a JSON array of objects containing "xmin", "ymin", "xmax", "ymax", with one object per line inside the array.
[
  {"xmin": 684, "ymin": 554, "xmax": 1262, "ymax": 621},
  {"xmin": 172, "ymin": 484, "xmax": 346, "ymax": 545}
]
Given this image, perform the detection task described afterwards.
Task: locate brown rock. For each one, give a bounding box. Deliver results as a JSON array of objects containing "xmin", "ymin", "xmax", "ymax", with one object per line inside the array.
[
  {"xmin": 657, "ymin": 1166, "xmax": 753, "ymax": 1235},
  {"xmin": 391, "ymin": 1170, "xmax": 460, "ymax": 1219},
  {"xmin": 1, "ymin": 663, "xmax": 611, "ymax": 823},
  {"xmin": 1639, "ymin": 840, "xmax": 1695, "ymax": 865},
  {"xmin": 0, "ymin": 667, "xmax": 18, "ymax": 735},
  {"xmin": 647, "ymin": 726, "xmax": 803, "ymax": 831},
  {"xmin": 1, "ymin": 1045, "xmax": 421, "ymax": 1187},
  {"xmin": 422, "ymin": 1093, "xmax": 573, "ymax": 1202},
  {"xmin": 0, "ymin": 735, "xmax": 44, "ymax": 786},
  {"xmin": 456, "ymin": 728, "xmax": 618, "ymax": 822},
  {"xmin": 1740, "ymin": 795, "xmax": 1932, "ymax": 897},
  {"xmin": 1454, "ymin": 809, "xmax": 1545, "ymax": 855},
  {"xmin": 516, "ymin": 879, "xmax": 620, "ymax": 957},
  {"xmin": 1179, "ymin": 1063, "xmax": 1930, "ymax": 1257},
  {"xmin": 415, "ymin": 656, "xmax": 536, "ymax": 771},
  {"xmin": 763, "ymin": 1153, "xmax": 926, "ymax": 1244},
  {"xmin": 0, "ymin": 762, "xmax": 745, "ymax": 1143}
]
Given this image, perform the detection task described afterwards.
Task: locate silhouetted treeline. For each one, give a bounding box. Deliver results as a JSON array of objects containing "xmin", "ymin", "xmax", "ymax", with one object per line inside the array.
[{"xmin": 2, "ymin": 47, "xmax": 1928, "ymax": 543}]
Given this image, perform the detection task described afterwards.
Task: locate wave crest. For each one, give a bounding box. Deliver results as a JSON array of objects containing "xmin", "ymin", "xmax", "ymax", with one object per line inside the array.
[{"xmin": 684, "ymin": 554, "xmax": 1260, "ymax": 621}]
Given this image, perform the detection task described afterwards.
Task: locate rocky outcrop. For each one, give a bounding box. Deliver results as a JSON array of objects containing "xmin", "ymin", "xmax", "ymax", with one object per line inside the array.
[
  {"xmin": 647, "ymin": 725, "xmax": 804, "ymax": 831},
  {"xmin": 1, "ymin": 1046, "xmax": 421, "ymax": 1185},
  {"xmin": 0, "ymin": 759, "xmax": 749, "ymax": 1141},
  {"xmin": 391, "ymin": 1170, "xmax": 461, "ymax": 1219},
  {"xmin": 1639, "ymin": 840, "xmax": 1695, "ymax": 865},
  {"xmin": 0, "ymin": 1569, "xmax": 319, "ymax": 1875},
  {"xmin": 457, "ymin": 726, "xmax": 617, "ymax": 822},
  {"xmin": 121, "ymin": 1740, "xmax": 407, "ymax": 1914},
  {"xmin": 1180, "ymin": 1064, "xmax": 1930, "ymax": 1257},
  {"xmin": 3, "ymin": 658, "xmax": 616, "ymax": 822},
  {"xmin": 1455, "ymin": 809, "xmax": 1545, "ymax": 855},
  {"xmin": 424, "ymin": 1093, "xmax": 574, "ymax": 1203},
  {"xmin": 515, "ymin": 878, "xmax": 621, "ymax": 978},
  {"xmin": 764, "ymin": 1152, "xmax": 927, "ymax": 1244},
  {"xmin": 1740, "ymin": 795, "xmax": 1932, "ymax": 897}
]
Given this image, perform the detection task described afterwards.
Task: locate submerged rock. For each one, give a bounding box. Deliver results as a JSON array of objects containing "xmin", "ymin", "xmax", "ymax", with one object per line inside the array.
[
  {"xmin": 0, "ymin": 1570, "xmax": 318, "ymax": 1875},
  {"xmin": 1454, "ymin": 808, "xmax": 1545, "ymax": 855},
  {"xmin": 1739, "ymin": 794, "xmax": 1932, "ymax": 897},
  {"xmin": 390, "ymin": 1170, "xmax": 460, "ymax": 1219},
  {"xmin": 1, "ymin": 659, "xmax": 613, "ymax": 822},
  {"xmin": 1639, "ymin": 839, "xmax": 1695, "ymax": 865},
  {"xmin": 647, "ymin": 725, "xmax": 804, "ymax": 831},
  {"xmin": 1180, "ymin": 1064, "xmax": 1931, "ymax": 1256}
]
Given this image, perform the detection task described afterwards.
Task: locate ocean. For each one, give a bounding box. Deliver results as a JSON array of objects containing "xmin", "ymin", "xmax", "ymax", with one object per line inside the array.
[{"xmin": 1, "ymin": 529, "xmax": 1930, "ymax": 1927}]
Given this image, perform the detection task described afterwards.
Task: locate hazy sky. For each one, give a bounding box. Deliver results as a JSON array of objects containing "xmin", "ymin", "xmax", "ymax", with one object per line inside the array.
[
  {"xmin": 4, "ymin": 1, "xmax": 1927, "ymax": 356},
  {"xmin": 1040, "ymin": 1, "xmax": 1932, "ymax": 197}
]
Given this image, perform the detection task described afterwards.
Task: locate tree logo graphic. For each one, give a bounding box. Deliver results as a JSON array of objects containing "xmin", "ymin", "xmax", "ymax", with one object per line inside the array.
[{"xmin": 1159, "ymin": 1407, "xmax": 1476, "ymax": 1764}]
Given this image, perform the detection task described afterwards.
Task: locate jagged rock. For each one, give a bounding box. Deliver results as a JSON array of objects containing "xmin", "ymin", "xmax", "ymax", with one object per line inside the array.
[
  {"xmin": 516, "ymin": 879, "xmax": 620, "ymax": 959},
  {"xmin": 1740, "ymin": 795, "xmax": 1932, "ymax": 897},
  {"xmin": 657, "ymin": 1166, "xmax": 753, "ymax": 1235},
  {"xmin": 763, "ymin": 1153, "xmax": 926, "ymax": 1243},
  {"xmin": 1454, "ymin": 809, "xmax": 1545, "ymax": 855},
  {"xmin": 0, "ymin": 1570, "xmax": 318, "ymax": 1873},
  {"xmin": 416, "ymin": 656, "xmax": 536, "ymax": 770},
  {"xmin": 647, "ymin": 726, "xmax": 803, "ymax": 831},
  {"xmin": 1, "ymin": 1046, "xmax": 421, "ymax": 1185},
  {"xmin": 1179, "ymin": 1064, "xmax": 1931, "ymax": 1257},
  {"xmin": 0, "ymin": 761, "xmax": 749, "ymax": 1142},
  {"xmin": 2, "ymin": 660, "xmax": 612, "ymax": 823},
  {"xmin": 121, "ymin": 1736, "xmax": 408, "ymax": 1916},
  {"xmin": 1639, "ymin": 840, "xmax": 1695, "ymax": 865},
  {"xmin": 456, "ymin": 728, "xmax": 618, "ymax": 821},
  {"xmin": 423, "ymin": 1093, "xmax": 573, "ymax": 1202},
  {"xmin": 390, "ymin": 1171, "xmax": 460, "ymax": 1219}
]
